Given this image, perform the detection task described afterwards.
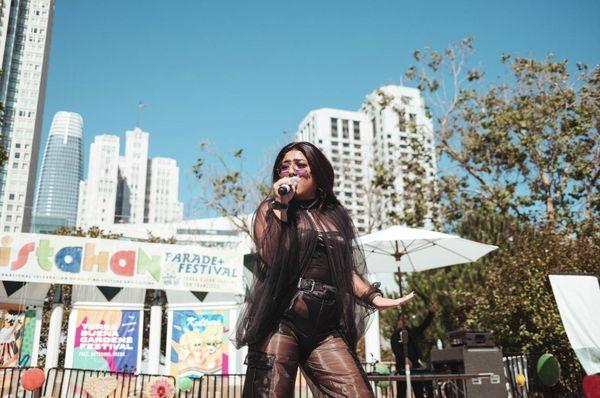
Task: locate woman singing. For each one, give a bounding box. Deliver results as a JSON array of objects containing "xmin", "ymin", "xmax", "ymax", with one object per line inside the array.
[{"xmin": 236, "ymin": 142, "xmax": 415, "ymax": 397}]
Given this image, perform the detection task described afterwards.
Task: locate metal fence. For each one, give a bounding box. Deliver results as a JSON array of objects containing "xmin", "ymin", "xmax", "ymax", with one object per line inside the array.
[
  {"xmin": 0, "ymin": 360, "xmax": 555, "ymax": 397},
  {"xmin": 504, "ymin": 354, "xmax": 530, "ymax": 398},
  {"xmin": 0, "ymin": 367, "xmax": 36, "ymax": 398},
  {"xmin": 42, "ymin": 368, "xmax": 176, "ymax": 398}
]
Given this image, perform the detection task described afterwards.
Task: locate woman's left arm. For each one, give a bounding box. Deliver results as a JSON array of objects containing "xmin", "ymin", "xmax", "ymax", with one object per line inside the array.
[{"xmin": 352, "ymin": 272, "xmax": 415, "ymax": 310}]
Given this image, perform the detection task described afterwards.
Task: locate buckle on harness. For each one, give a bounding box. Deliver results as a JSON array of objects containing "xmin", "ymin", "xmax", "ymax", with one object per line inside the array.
[{"xmin": 298, "ymin": 278, "xmax": 316, "ymax": 292}]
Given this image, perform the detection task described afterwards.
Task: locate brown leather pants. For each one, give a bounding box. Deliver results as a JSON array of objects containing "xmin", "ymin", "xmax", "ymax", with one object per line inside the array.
[{"xmin": 242, "ymin": 291, "xmax": 374, "ymax": 397}]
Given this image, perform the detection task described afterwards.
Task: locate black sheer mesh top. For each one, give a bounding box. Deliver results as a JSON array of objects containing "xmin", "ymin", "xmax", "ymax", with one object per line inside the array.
[
  {"xmin": 235, "ymin": 197, "xmax": 374, "ymax": 350},
  {"xmin": 302, "ymin": 232, "xmax": 332, "ymax": 283}
]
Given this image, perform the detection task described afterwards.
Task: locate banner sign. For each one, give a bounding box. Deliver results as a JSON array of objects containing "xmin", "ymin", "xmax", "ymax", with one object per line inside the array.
[
  {"xmin": 0, "ymin": 304, "xmax": 38, "ymax": 368},
  {"xmin": 0, "ymin": 232, "xmax": 244, "ymax": 293},
  {"xmin": 549, "ymin": 274, "xmax": 600, "ymax": 375},
  {"xmin": 168, "ymin": 309, "xmax": 231, "ymax": 377},
  {"xmin": 71, "ymin": 308, "xmax": 142, "ymax": 373}
]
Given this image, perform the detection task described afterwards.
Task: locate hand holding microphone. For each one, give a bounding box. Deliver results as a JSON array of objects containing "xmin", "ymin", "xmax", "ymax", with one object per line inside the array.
[{"xmin": 274, "ymin": 176, "xmax": 299, "ymax": 203}]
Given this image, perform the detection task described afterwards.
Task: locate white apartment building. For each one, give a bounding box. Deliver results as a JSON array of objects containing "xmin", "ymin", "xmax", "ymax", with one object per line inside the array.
[
  {"xmin": 295, "ymin": 86, "xmax": 436, "ymax": 232},
  {"xmin": 361, "ymin": 86, "xmax": 436, "ymax": 225},
  {"xmin": 145, "ymin": 157, "xmax": 183, "ymax": 223},
  {"xmin": 117, "ymin": 128, "xmax": 149, "ymax": 224},
  {"xmin": 296, "ymin": 108, "xmax": 373, "ymax": 233},
  {"xmin": 0, "ymin": 0, "xmax": 55, "ymax": 232},
  {"xmin": 77, "ymin": 135, "xmax": 120, "ymax": 229},
  {"xmin": 77, "ymin": 129, "xmax": 183, "ymax": 229}
]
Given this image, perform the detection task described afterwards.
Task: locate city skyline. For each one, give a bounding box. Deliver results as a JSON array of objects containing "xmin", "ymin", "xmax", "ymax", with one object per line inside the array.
[
  {"xmin": 34, "ymin": 1, "xmax": 600, "ymax": 219},
  {"xmin": 77, "ymin": 127, "xmax": 183, "ymax": 229}
]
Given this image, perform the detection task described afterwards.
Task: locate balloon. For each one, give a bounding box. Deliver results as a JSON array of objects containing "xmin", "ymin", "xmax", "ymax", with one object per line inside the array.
[
  {"xmin": 21, "ymin": 368, "xmax": 45, "ymax": 391},
  {"xmin": 536, "ymin": 353, "xmax": 560, "ymax": 387},
  {"xmin": 374, "ymin": 363, "xmax": 391, "ymax": 389},
  {"xmin": 177, "ymin": 376, "xmax": 193, "ymax": 392}
]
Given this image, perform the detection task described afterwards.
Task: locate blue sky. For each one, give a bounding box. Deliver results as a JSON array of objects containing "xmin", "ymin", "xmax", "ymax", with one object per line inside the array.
[{"xmin": 41, "ymin": 0, "xmax": 600, "ymax": 218}]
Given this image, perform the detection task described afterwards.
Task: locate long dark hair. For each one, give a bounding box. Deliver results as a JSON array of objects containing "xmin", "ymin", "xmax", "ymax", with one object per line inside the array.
[
  {"xmin": 270, "ymin": 141, "xmax": 336, "ymax": 203},
  {"xmin": 235, "ymin": 141, "xmax": 372, "ymax": 350}
]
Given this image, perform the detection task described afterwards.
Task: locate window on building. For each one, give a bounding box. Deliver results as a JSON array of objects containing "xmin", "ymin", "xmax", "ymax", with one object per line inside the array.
[
  {"xmin": 371, "ymin": 118, "xmax": 376, "ymax": 138},
  {"xmin": 342, "ymin": 120, "xmax": 349, "ymax": 138},
  {"xmin": 409, "ymin": 113, "xmax": 417, "ymax": 133},
  {"xmin": 331, "ymin": 118, "xmax": 338, "ymax": 138},
  {"xmin": 353, "ymin": 121, "xmax": 360, "ymax": 140},
  {"xmin": 14, "ymin": 153, "xmax": 20, "ymax": 159},
  {"xmin": 9, "ymin": 194, "xmax": 15, "ymax": 200},
  {"xmin": 12, "ymin": 163, "xmax": 18, "ymax": 168}
]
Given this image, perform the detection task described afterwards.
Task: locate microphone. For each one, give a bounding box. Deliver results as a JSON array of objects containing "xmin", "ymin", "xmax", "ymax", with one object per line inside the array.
[{"xmin": 277, "ymin": 177, "xmax": 298, "ymax": 196}]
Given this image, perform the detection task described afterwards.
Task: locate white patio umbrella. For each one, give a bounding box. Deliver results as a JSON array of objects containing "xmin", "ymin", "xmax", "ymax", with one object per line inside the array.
[{"xmin": 358, "ymin": 225, "xmax": 498, "ymax": 397}]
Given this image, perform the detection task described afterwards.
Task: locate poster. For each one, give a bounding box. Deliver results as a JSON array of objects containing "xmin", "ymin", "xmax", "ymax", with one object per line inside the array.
[
  {"xmin": 0, "ymin": 304, "xmax": 37, "ymax": 368},
  {"xmin": 0, "ymin": 232, "xmax": 244, "ymax": 293},
  {"xmin": 71, "ymin": 308, "xmax": 142, "ymax": 373},
  {"xmin": 169, "ymin": 309, "xmax": 231, "ymax": 377}
]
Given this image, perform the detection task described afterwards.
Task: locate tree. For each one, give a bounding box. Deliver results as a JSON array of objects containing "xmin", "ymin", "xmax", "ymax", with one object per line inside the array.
[
  {"xmin": 362, "ymin": 90, "xmax": 438, "ymax": 230},
  {"xmin": 192, "ymin": 139, "xmax": 286, "ymax": 239},
  {"xmin": 405, "ymin": 38, "xmax": 599, "ymax": 233},
  {"xmin": 465, "ymin": 225, "xmax": 598, "ymax": 396},
  {"xmin": 378, "ymin": 39, "xmax": 600, "ymax": 395}
]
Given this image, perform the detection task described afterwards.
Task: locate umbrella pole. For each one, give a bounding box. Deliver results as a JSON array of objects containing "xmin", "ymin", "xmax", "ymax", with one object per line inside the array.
[{"xmin": 397, "ymin": 264, "xmax": 412, "ymax": 398}]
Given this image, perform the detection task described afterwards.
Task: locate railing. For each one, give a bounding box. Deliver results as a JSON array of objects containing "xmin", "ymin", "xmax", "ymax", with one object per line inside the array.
[
  {"xmin": 0, "ymin": 367, "xmax": 36, "ymax": 398},
  {"xmin": 42, "ymin": 368, "xmax": 175, "ymax": 398},
  {"xmin": 503, "ymin": 354, "xmax": 529, "ymax": 398},
  {"xmin": 191, "ymin": 372, "xmax": 492, "ymax": 398},
  {"xmin": 0, "ymin": 365, "xmax": 516, "ymax": 397},
  {"xmin": 367, "ymin": 373, "xmax": 494, "ymax": 398}
]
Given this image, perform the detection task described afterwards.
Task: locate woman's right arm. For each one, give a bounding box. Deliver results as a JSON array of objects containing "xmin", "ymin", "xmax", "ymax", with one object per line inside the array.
[{"xmin": 253, "ymin": 177, "xmax": 297, "ymax": 270}]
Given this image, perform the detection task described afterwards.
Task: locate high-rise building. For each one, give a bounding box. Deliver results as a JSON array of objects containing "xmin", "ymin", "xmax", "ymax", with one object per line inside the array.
[
  {"xmin": 296, "ymin": 108, "xmax": 373, "ymax": 233},
  {"xmin": 145, "ymin": 157, "xmax": 184, "ymax": 223},
  {"xmin": 32, "ymin": 111, "xmax": 83, "ymax": 232},
  {"xmin": 77, "ymin": 129, "xmax": 183, "ymax": 228},
  {"xmin": 0, "ymin": 0, "xmax": 55, "ymax": 232},
  {"xmin": 77, "ymin": 135, "xmax": 120, "ymax": 229},
  {"xmin": 295, "ymin": 85, "xmax": 436, "ymax": 232},
  {"xmin": 115, "ymin": 128, "xmax": 148, "ymax": 224},
  {"xmin": 361, "ymin": 86, "xmax": 436, "ymax": 226}
]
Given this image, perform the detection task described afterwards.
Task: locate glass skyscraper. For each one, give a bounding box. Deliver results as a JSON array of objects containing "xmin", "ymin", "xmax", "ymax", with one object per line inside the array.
[
  {"xmin": 32, "ymin": 111, "xmax": 83, "ymax": 231},
  {"xmin": 0, "ymin": 0, "xmax": 55, "ymax": 232}
]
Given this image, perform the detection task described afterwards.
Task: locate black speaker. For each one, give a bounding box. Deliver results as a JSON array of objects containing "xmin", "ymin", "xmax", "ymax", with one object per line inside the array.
[{"xmin": 431, "ymin": 346, "xmax": 506, "ymax": 398}]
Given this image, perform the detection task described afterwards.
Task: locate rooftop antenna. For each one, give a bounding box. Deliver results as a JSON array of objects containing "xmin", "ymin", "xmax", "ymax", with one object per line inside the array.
[{"xmin": 136, "ymin": 100, "xmax": 147, "ymax": 127}]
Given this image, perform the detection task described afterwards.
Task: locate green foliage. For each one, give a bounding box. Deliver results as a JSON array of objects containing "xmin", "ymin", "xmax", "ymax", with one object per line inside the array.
[
  {"xmin": 404, "ymin": 39, "xmax": 599, "ymax": 233},
  {"xmin": 374, "ymin": 38, "xmax": 599, "ymax": 395},
  {"xmin": 466, "ymin": 225, "xmax": 598, "ymax": 395},
  {"xmin": 53, "ymin": 225, "xmax": 123, "ymax": 240}
]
